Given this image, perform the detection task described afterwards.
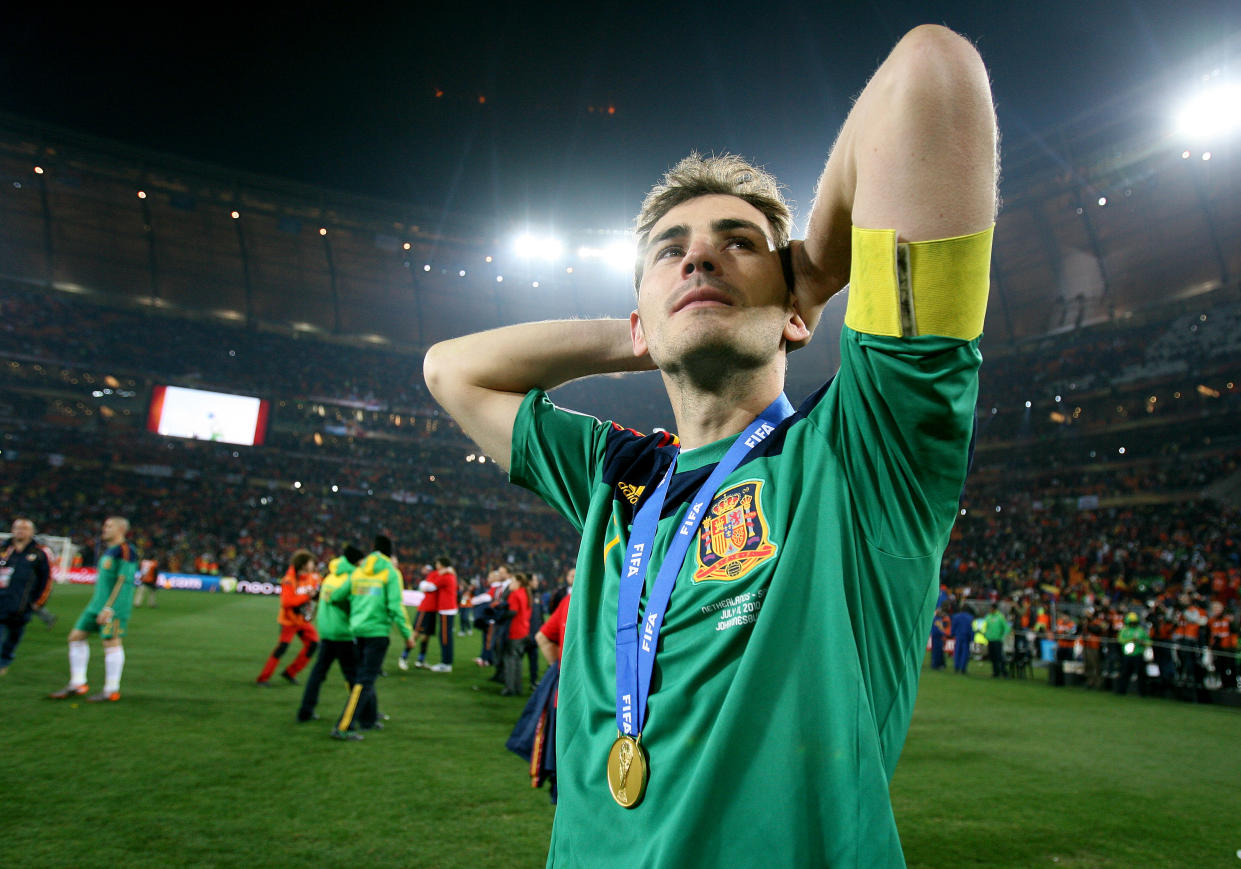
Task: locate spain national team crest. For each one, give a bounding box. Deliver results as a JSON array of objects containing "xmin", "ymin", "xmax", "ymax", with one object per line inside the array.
[{"xmin": 693, "ymin": 480, "xmax": 777, "ymax": 582}]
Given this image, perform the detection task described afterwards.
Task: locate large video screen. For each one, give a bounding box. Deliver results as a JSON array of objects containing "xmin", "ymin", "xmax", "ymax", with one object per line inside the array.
[{"xmin": 147, "ymin": 385, "xmax": 269, "ymax": 446}]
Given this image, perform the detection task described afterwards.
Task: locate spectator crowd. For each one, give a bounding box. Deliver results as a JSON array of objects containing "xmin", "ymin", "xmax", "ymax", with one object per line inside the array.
[{"xmin": 3, "ymin": 281, "xmax": 1240, "ymax": 701}]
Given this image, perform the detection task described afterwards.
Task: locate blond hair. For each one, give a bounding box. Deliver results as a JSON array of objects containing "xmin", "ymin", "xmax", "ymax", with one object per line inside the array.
[{"xmin": 633, "ymin": 153, "xmax": 791, "ymax": 290}]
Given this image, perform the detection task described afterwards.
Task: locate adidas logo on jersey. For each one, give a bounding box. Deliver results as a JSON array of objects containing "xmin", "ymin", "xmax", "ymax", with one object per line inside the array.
[{"xmin": 618, "ymin": 482, "xmax": 645, "ymax": 505}]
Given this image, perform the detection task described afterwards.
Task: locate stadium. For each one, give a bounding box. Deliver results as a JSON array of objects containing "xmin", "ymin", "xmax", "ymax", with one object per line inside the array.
[{"xmin": 2, "ymin": 5, "xmax": 1240, "ymax": 868}]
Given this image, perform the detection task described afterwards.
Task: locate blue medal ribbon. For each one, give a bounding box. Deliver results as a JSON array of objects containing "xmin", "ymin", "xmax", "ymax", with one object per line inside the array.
[{"xmin": 614, "ymin": 394, "xmax": 795, "ymax": 737}]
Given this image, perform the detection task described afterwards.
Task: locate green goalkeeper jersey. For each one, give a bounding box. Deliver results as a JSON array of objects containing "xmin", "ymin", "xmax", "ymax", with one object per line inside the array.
[
  {"xmin": 89, "ymin": 542, "xmax": 140, "ymax": 619},
  {"xmin": 510, "ymin": 226, "xmax": 991, "ymax": 868}
]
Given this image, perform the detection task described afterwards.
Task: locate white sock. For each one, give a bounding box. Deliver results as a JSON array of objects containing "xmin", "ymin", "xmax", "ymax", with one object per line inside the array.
[
  {"xmin": 69, "ymin": 640, "xmax": 89, "ymax": 687},
  {"xmin": 104, "ymin": 646, "xmax": 125, "ymax": 694}
]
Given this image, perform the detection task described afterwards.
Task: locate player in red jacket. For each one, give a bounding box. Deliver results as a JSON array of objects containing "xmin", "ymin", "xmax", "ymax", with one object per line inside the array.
[
  {"xmin": 256, "ymin": 550, "xmax": 321, "ymax": 686},
  {"xmin": 400, "ymin": 563, "xmax": 440, "ymax": 670},
  {"xmin": 426, "ymin": 556, "xmax": 459, "ymax": 672}
]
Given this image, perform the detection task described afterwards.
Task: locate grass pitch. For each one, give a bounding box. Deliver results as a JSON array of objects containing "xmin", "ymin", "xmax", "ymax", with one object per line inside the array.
[{"xmin": 3, "ymin": 585, "xmax": 1238, "ymax": 868}]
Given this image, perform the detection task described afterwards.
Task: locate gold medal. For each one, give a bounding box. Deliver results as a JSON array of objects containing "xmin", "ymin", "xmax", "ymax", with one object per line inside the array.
[{"xmin": 606, "ymin": 733, "xmax": 648, "ymax": 808}]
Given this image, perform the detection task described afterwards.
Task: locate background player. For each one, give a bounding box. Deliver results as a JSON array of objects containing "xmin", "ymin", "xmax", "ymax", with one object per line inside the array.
[
  {"xmin": 401, "ymin": 562, "xmax": 439, "ymax": 670},
  {"xmin": 426, "ymin": 555, "xmax": 459, "ymax": 672},
  {"xmin": 330, "ymin": 534, "xmax": 414, "ymax": 739},
  {"xmin": 49, "ymin": 516, "xmax": 139, "ymax": 702},
  {"xmin": 0, "ymin": 517, "xmax": 53, "ymax": 676},
  {"xmin": 297, "ymin": 544, "xmax": 364, "ymax": 722},
  {"xmin": 256, "ymin": 549, "xmax": 321, "ymax": 686}
]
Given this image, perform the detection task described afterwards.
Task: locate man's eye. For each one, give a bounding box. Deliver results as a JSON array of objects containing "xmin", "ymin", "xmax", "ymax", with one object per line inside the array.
[
  {"xmin": 656, "ymin": 245, "xmax": 684, "ymax": 260},
  {"xmin": 726, "ymin": 237, "xmax": 755, "ymax": 249}
]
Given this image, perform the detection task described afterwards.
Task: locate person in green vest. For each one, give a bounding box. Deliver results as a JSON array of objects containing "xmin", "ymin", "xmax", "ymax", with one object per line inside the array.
[
  {"xmin": 329, "ymin": 535, "xmax": 413, "ymax": 740},
  {"xmin": 984, "ymin": 603, "xmax": 1012, "ymax": 678},
  {"xmin": 297, "ymin": 543, "xmax": 364, "ymax": 723},
  {"xmin": 1115, "ymin": 612, "xmax": 1151, "ymax": 696}
]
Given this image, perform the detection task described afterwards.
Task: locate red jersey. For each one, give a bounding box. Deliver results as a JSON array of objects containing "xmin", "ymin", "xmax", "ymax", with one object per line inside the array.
[
  {"xmin": 432, "ymin": 567, "xmax": 458, "ymax": 612},
  {"xmin": 539, "ymin": 592, "xmax": 571, "ymax": 652},
  {"xmin": 507, "ymin": 585, "xmax": 531, "ymax": 641},
  {"xmin": 278, "ymin": 566, "xmax": 320, "ymax": 628},
  {"xmin": 417, "ymin": 570, "xmax": 439, "ymax": 613}
]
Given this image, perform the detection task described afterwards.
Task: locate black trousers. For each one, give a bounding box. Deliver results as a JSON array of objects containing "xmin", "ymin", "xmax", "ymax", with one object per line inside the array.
[
  {"xmin": 988, "ymin": 640, "xmax": 1007, "ymax": 677},
  {"xmin": 298, "ymin": 638, "xmax": 357, "ymax": 721},
  {"xmin": 0, "ymin": 613, "xmax": 31, "ymax": 668},
  {"xmin": 336, "ymin": 636, "xmax": 388, "ymax": 731},
  {"xmin": 1115, "ymin": 654, "xmax": 1147, "ymax": 696}
]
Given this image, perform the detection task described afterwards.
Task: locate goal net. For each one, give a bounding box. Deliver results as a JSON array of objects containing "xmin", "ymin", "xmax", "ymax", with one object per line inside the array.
[{"xmin": 0, "ymin": 533, "xmax": 78, "ymax": 582}]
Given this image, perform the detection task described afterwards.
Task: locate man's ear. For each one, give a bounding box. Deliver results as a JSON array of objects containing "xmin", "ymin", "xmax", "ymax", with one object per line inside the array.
[
  {"xmin": 783, "ymin": 300, "xmax": 811, "ymax": 350},
  {"xmin": 630, "ymin": 309, "xmax": 649, "ymax": 358}
]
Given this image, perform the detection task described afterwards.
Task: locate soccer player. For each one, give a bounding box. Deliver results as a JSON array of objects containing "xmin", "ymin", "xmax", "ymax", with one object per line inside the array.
[
  {"xmin": 401, "ymin": 563, "xmax": 439, "ymax": 670},
  {"xmin": 0, "ymin": 518, "xmax": 53, "ymax": 676},
  {"xmin": 330, "ymin": 534, "xmax": 414, "ymax": 740},
  {"xmin": 426, "ymin": 555, "xmax": 459, "ymax": 672},
  {"xmin": 297, "ymin": 544, "xmax": 364, "ymax": 722},
  {"xmin": 424, "ymin": 24, "xmax": 995, "ymax": 866},
  {"xmin": 256, "ymin": 549, "xmax": 321, "ymax": 686},
  {"xmin": 49, "ymin": 516, "xmax": 140, "ymax": 702}
]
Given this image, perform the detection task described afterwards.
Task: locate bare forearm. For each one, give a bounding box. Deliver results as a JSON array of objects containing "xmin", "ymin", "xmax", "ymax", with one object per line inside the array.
[
  {"xmin": 535, "ymin": 631, "xmax": 560, "ymax": 665},
  {"xmin": 423, "ymin": 318, "xmax": 654, "ymax": 472},
  {"xmin": 425, "ymin": 319, "xmax": 650, "ymax": 397}
]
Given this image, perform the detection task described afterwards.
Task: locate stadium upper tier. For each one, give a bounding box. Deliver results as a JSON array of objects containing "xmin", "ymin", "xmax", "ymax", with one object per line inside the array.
[{"xmin": 1, "ymin": 107, "xmax": 1239, "ymax": 352}]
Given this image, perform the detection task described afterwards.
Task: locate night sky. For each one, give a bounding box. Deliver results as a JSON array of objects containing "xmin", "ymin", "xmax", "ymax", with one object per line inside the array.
[{"xmin": 3, "ymin": 1, "xmax": 1238, "ymax": 234}]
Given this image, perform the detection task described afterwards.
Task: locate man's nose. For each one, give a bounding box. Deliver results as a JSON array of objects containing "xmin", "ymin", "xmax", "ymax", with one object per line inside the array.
[{"xmin": 681, "ymin": 241, "xmax": 716, "ymax": 277}]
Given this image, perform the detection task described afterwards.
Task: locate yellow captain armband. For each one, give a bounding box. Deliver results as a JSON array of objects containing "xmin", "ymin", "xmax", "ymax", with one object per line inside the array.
[{"xmin": 843, "ymin": 224, "xmax": 993, "ymax": 340}]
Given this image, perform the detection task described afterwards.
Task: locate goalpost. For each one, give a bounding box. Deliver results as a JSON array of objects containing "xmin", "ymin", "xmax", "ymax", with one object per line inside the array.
[{"xmin": 0, "ymin": 533, "xmax": 78, "ymax": 581}]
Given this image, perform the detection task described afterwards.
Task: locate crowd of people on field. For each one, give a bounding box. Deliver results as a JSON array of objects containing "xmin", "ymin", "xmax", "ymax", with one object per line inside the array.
[{"xmin": 936, "ymin": 496, "xmax": 1241, "ymax": 698}]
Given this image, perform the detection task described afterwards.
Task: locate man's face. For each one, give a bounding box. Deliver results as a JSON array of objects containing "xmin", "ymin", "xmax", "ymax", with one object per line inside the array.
[
  {"xmin": 632, "ymin": 194, "xmax": 804, "ymax": 376},
  {"xmin": 102, "ymin": 517, "xmax": 122, "ymax": 541},
  {"xmin": 11, "ymin": 519, "xmax": 34, "ymax": 544}
]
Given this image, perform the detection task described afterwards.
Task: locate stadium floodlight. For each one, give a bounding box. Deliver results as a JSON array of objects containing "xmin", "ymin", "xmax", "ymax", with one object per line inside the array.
[
  {"xmin": 578, "ymin": 238, "xmax": 638, "ymax": 273},
  {"xmin": 512, "ymin": 232, "xmax": 564, "ymax": 262},
  {"xmin": 1175, "ymin": 82, "xmax": 1241, "ymax": 141}
]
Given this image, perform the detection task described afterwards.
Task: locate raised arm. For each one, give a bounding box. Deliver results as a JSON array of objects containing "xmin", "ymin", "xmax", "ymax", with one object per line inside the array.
[
  {"xmin": 792, "ymin": 24, "xmax": 998, "ymax": 334},
  {"xmin": 423, "ymin": 319, "xmax": 655, "ymax": 473}
]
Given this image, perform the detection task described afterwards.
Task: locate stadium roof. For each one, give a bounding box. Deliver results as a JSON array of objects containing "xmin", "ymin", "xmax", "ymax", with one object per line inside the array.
[{"xmin": 2, "ymin": 2, "xmax": 1239, "ymax": 227}]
